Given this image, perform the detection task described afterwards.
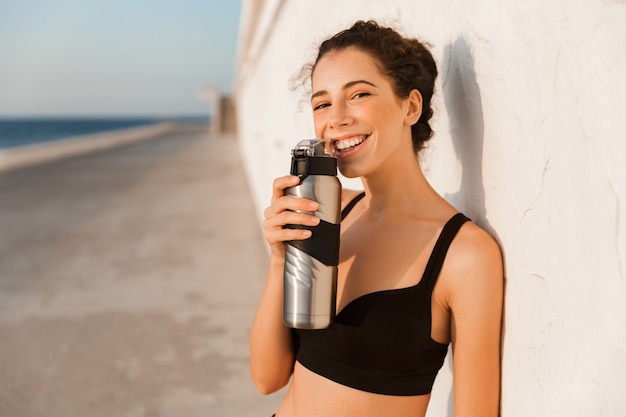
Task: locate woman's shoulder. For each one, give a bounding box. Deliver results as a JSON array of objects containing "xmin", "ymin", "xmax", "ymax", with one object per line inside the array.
[
  {"xmin": 441, "ymin": 217, "xmax": 503, "ymax": 292},
  {"xmin": 453, "ymin": 215, "xmax": 498, "ymax": 245}
]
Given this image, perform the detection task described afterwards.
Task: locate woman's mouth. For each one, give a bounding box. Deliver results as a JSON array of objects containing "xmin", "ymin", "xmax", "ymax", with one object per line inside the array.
[{"xmin": 333, "ymin": 135, "xmax": 368, "ymax": 153}]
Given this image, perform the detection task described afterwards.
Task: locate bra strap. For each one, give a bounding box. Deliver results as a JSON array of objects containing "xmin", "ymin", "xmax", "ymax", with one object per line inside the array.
[
  {"xmin": 423, "ymin": 213, "xmax": 470, "ymax": 294},
  {"xmin": 341, "ymin": 191, "xmax": 366, "ymax": 220}
]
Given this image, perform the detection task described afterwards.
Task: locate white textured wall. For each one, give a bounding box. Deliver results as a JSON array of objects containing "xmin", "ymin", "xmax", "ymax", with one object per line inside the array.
[{"xmin": 235, "ymin": 1, "xmax": 626, "ymax": 416}]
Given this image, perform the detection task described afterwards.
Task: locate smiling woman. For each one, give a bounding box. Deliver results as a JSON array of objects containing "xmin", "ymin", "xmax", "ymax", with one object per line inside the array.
[
  {"xmin": 250, "ymin": 20, "xmax": 503, "ymax": 417},
  {"xmin": 308, "ymin": 47, "xmax": 422, "ymax": 179}
]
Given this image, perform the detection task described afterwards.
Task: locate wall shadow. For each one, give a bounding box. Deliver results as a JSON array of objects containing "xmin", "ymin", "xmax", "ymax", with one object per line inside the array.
[
  {"xmin": 442, "ymin": 36, "xmax": 487, "ymax": 227},
  {"xmin": 440, "ymin": 36, "xmax": 506, "ymax": 416}
]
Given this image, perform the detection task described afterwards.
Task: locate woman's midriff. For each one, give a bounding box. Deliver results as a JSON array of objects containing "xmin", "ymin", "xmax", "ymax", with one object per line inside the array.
[{"xmin": 275, "ymin": 362, "xmax": 431, "ymax": 417}]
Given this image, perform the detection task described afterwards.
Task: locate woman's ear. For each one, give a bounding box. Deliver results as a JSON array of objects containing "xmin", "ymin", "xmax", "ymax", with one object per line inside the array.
[{"xmin": 405, "ymin": 89, "xmax": 423, "ymax": 125}]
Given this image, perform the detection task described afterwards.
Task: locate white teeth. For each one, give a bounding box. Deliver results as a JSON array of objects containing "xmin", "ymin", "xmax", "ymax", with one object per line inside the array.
[{"xmin": 335, "ymin": 136, "xmax": 365, "ymax": 150}]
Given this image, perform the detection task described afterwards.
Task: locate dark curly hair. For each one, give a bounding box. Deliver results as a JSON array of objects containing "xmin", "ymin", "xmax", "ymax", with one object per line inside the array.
[{"xmin": 311, "ymin": 20, "xmax": 438, "ymax": 153}]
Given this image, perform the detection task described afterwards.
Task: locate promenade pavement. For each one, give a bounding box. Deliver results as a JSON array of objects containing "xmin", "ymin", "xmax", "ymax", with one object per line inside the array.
[{"xmin": 0, "ymin": 122, "xmax": 284, "ymax": 417}]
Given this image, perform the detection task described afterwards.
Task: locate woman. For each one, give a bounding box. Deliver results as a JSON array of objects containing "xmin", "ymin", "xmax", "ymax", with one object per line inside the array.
[{"xmin": 250, "ymin": 20, "xmax": 503, "ymax": 417}]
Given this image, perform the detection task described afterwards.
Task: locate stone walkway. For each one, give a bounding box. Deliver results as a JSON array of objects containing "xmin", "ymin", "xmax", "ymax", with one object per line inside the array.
[{"xmin": 0, "ymin": 123, "xmax": 284, "ymax": 417}]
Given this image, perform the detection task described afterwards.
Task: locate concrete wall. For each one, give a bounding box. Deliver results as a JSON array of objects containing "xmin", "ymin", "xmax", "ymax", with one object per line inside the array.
[{"xmin": 234, "ymin": 1, "xmax": 626, "ymax": 416}]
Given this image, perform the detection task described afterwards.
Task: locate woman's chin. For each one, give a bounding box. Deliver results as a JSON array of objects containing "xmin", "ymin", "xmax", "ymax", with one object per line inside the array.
[{"xmin": 337, "ymin": 164, "xmax": 362, "ymax": 179}]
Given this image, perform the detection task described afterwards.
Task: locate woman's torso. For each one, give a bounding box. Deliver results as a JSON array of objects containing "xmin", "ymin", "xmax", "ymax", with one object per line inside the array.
[
  {"xmin": 277, "ymin": 362, "xmax": 431, "ymax": 417},
  {"xmin": 276, "ymin": 191, "xmax": 460, "ymax": 417}
]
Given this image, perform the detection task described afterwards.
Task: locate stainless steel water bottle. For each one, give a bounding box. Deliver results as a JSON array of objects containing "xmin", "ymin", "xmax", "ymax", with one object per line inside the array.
[{"xmin": 283, "ymin": 139, "xmax": 342, "ymax": 329}]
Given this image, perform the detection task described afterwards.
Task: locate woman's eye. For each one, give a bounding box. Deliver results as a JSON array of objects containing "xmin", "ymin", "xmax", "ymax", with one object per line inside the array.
[
  {"xmin": 353, "ymin": 92, "xmax": 371, "ymax": 99},
  {"xmin": 313, "ymin": 102, "xmax": 330, "ymax": 111}
]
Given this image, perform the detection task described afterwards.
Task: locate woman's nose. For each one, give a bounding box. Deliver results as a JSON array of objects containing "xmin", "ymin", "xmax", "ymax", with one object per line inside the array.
[{"xmin": 328, "ymin": 102, "xmax": 353, "ymax": 129}]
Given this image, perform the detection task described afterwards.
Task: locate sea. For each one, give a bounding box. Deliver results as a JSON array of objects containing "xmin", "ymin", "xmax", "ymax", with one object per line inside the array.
[{"xmin": 0, "ymin": 118, "xmax": 174, "ymax": 149}]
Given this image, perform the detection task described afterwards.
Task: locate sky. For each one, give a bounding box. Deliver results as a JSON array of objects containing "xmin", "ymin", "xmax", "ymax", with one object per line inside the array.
[{"xmin": 0, "ymin": 0, "xmax": 242, "ymax": 117}]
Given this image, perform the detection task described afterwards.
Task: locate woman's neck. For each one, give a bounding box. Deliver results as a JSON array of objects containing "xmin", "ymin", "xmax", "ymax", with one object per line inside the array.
[{"xmin": 360, "ymin": 152, "xmax": 440, "ymax": 221}]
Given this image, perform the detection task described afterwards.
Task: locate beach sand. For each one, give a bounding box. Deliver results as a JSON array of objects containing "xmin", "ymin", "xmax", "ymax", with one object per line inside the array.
[{"xmin": 0, "ymin": 122, "xmax": 284, "ymax": 416}]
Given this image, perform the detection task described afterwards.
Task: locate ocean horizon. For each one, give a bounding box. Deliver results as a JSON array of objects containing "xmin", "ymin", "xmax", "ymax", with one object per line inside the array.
[{"xmin": 0, "ymin": 116, "xmax": 209, "ymax": 149}]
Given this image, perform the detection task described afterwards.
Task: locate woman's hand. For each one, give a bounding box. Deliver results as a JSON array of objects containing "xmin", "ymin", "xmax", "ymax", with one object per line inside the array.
[{"xmin": 263, "ymin": 175, "xmax": 320, "ymax": 258}]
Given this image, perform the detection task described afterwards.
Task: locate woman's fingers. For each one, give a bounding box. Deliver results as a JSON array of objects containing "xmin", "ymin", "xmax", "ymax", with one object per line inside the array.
[
  {"xmin": 270, "ymin": 175, "xmax": 300, "ymax": 204},
  {"xmin": 265, "ymin": 209, "xmax": 320, "ymax": 229},
  {"xmin": 264, "ymin": 175, "xmax": 321, "ymax": 249},
  {"xmin": 264, "ymin": 210, "xmax": 320, "ymax": 241},
  {"xmin": 264, "ymin": 195, "xmax": 318, "ymax": 219},
  {"xmin": 265, "ymin": 175, "xmax": 318, "ymax": 218},
  {"xmin": 265, "ymin": 226, "xmax": 312, "ymax": 243}
]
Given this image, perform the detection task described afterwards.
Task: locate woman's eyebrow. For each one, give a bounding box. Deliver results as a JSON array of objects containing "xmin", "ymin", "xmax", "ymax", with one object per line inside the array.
[
  {"xmin": 344, "ymin": 79, "xmax": 377, "ymax": 89},
  {"xmin": 311, "ymin": 79, "xmax": 378, "ymax": 101}
]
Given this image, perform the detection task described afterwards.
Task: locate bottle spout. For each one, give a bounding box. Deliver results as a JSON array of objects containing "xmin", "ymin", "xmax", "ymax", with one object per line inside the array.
[
  {"xmin": 291, "ymin": 139, "xmax": 335, "ymax": 158},
  {"xmin": 289, "ymin": 139, "xmax": 338, "ymax": 180},
  {"xmin": 322, "ymin": 139, "xmax": 336, "ymax": 157}
]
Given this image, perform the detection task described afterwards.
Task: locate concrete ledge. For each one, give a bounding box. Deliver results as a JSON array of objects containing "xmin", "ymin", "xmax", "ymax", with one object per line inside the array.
[{"xmin": 0, "ymin": 122, "xmax": 176, "ymax": 173}]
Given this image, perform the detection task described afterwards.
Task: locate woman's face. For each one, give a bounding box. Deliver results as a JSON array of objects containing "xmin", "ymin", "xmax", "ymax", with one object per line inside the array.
[{"xmin": 311, "ymin": 47, "xmax": 416, "ymax": 178}]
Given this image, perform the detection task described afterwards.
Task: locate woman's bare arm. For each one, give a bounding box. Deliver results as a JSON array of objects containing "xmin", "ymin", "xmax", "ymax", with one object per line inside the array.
[
  {"xmin": 446, "ymin": 223, "xmax": 504, "ymax": 417},
  {"xmin": 249, "ymin": 175, "xmax": 320, "ymax": 394}
]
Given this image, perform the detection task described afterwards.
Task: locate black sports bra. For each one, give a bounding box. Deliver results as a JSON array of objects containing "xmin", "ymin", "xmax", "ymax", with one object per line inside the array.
[{"xmin": 294, "ymin": 192, "xmax": 469, "ymax": 396}]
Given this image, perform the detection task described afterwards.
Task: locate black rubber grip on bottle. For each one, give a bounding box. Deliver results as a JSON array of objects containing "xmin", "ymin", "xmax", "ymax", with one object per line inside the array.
[
  {"xmin": 285, "ymin": 220, "xmax": 340, "ymax": 266},
  {"xmin": 291, "ymin": 156, "xmax": 337, "ymax": 179}
]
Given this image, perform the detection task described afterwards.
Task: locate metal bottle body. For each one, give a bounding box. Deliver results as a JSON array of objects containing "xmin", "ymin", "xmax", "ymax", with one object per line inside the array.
[{"xmin": 283, "ymin": 140, "xmax": 341, "ymax": 329}]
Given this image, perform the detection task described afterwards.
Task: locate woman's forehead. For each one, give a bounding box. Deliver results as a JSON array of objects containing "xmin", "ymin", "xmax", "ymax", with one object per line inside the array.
[{"xmin": 312, "ymin": 47, "xmax": 385, "ymax": 88}]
